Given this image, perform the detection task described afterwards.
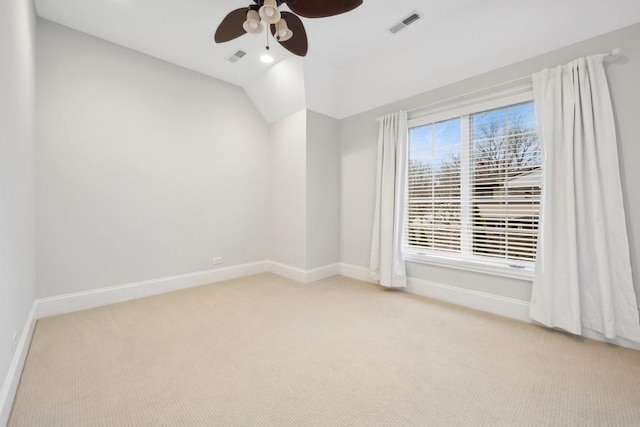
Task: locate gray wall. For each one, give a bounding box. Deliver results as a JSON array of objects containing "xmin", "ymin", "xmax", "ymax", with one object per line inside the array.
[
  {"xmin": 340, "ymin": 23, "xmax": 640, "ymax": 301},
  {"xmin": 37, "ymin": 21, "xmax": 270, "ymax": 297},
  {"xmin": 268, "ymin": 110, "xmax": 307, "ymax": 269},
  {"xmin": 268, "ymin": 109, "xmax": 341, "ymax": 271},
  {"xmin": 0, "ymin": 0, "xmax": 36, "ymax": 395},
  {"xmin": 306, "ymin": 111, "xmax": 340, "ymax": 269}
]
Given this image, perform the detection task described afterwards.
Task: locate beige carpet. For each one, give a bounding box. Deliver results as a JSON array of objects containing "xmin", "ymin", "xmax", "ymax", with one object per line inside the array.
[{"xmin": 9, "ymin": 273, "xmax": 640, "ymax": 426}]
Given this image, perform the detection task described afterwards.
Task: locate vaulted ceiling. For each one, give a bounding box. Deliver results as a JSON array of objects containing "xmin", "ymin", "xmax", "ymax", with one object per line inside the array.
[{"xmin": 36, "ymin": 0, "xmax": 640, "ymax": 121}]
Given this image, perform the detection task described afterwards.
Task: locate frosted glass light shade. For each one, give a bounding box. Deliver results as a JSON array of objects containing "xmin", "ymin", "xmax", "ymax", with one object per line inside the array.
[
  {"xmin": 275, "ymin": 19, "xmax": 293, "ymax": 42},
  {"xmin": 243, "ymin": 10, "xmax": 263, "ymax": 34},
  {"xmin": 259, "ymin": 0, "xmax": 281, "ymax": 24}
]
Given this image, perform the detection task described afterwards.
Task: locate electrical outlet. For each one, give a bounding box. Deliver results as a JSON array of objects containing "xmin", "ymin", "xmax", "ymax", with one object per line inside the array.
[
  {"xmin": 212, "ymin": 257, "xmax": 223, "ymax": 266},
  {"xmin": 11, "ymin": 331, "xmax": 18, "ymax": 354}
]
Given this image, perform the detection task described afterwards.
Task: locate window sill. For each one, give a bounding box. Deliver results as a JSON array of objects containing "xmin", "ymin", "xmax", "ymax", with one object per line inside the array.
[{"xmin": 402, "ymin": 251, "xmax": 534, "ymax": 281}]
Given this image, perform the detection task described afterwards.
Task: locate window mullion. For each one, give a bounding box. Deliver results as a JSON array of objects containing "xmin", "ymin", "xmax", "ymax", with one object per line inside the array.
[{"xmin": 460, "ymin": 115, "xmax": 471, "ymax": 255}]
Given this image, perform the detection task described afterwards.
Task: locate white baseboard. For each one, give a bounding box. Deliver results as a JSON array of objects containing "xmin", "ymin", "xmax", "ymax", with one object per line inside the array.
[
  {"xmin": 405, "ymin": 276, "xmax": 640, "ymax": 351},
  {"xmin": 337, "ymin": 263, "xmax": 529, "ymax": 323},
  {"xmin": 35, "ymin": 261, "xmax": 269, "ymax": 319},
  {"xmin": 0, "ymin": 304, "xmax": 38, "ymax": 427},
  {"xmin": 267, "ymin": 261, "xmax": 307, "ymax": 283},
  {"xmin": 304, "ymin": 264, "xmax": 340, "ymax": 283},
  {"xmin": 32, "ymin": 260, "xmax": 341, "ymax": 321},
  {"xmin": 406, "ymin": 277, "xmax": 531, "ymax": 323},
  {"xmin": 338, "ymin": 263, "xmax": 376, "ymax": 283},
  {"xmin": 338, "ymin": 264, "xmax": 640, "ymax": 351},
  {"xmin": 267, "ymin": 261, "xmax": 339, "ymax": 283}
]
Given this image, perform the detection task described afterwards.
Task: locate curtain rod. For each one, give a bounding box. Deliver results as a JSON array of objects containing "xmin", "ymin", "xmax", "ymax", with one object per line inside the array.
[
  {"xmin": 405, "ymin": 75, "xmax": 531, "ymax": 115},
  {"xmin": 403, "ymin": 48, "xmax": 622, "ymax": 116}
]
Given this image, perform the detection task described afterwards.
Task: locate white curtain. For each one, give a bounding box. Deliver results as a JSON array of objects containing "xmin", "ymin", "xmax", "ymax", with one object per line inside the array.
[
  {"xmin": 369, "ymin": 111, "xmax": 408, "ymax": 288},
  {"xmin": 530, "ymin": 54, "xmax": 640, "ymax": 341}
]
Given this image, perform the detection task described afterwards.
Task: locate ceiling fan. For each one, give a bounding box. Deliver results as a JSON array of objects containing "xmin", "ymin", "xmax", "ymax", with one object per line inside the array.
[{"xmin": 214, "ymin": 0, "xmax": 363, "ymax": 57}]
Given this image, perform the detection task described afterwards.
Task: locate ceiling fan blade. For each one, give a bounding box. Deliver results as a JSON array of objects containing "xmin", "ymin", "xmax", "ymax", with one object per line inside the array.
[
  {"xmin": 285, "ymin": 0, "xmax": 363, "ymax": 18},
  {"xmin": 271, "ymin": 12, "xmax": 308, "ymax": 57},
  {"xmin": 214, "ymin": 8, "xmax": 249, "ymax": 43}
]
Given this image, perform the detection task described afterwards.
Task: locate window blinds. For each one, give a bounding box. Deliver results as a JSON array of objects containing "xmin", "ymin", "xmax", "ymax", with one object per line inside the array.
[{"xmin": 406, "ymin": 101, "xmax": 541, "ymax": 267}]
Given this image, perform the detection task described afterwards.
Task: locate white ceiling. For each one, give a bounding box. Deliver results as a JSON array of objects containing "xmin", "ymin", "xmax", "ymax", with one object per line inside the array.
[{"xmin": 35, "ymin": 0, "xmax": 640, "ymax": 120}]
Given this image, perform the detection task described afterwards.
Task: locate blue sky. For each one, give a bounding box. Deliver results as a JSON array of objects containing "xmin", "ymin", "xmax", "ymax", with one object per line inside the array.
[
  {"xmin": 471, "ymin": 101, "xmax": 536, "ymax": 141},
  {"xmin": 409, "ymin": 118, "xmax": 460, "ymax": 164},
  {"xmin": 409, "ymin": 101, "xmax": 537, "ymax": 166}
]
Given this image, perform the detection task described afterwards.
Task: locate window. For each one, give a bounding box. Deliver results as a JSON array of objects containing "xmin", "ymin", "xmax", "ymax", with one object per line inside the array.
[{"xmin": 404, "ymin": 93, "xmax": 541, "ymax": 277}]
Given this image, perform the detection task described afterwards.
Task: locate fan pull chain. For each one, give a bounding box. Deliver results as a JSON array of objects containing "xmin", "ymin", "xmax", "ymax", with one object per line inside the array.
[{"xmin": 265, "ymin": 24, "xmax": 270, "ymax": 52}]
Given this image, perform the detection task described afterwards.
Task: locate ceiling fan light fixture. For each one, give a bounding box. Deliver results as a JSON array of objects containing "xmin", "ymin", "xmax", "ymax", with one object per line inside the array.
[
  {"xmin": 243, "ymin": 9, "xmax": 263, "ymax": 34},
  {"xmin": 259, "ymin": 0, "xmax": 281, "ymax": 24},
  {"xmin": 215, "ymin": 0, "xmax": 363, "ymax": 57},
  {"xmin": 275, "ymin": 19, "xmax": 293, "ymax": 42}
]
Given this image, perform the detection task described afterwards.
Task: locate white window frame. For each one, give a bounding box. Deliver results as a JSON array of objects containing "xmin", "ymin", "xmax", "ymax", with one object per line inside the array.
[{"xmin": 404, "ymin": 90, "xmax": 538, "ymax": 281}]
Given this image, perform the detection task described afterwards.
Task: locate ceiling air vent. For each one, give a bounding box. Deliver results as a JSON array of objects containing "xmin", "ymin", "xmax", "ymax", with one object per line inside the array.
[
  {"xmin": 388, "ymin": 12, "xmax": 421, "ymax": 34},
  {"xmin": 228, "ymin": 50, "xmax": 247, "ymax": 63}
]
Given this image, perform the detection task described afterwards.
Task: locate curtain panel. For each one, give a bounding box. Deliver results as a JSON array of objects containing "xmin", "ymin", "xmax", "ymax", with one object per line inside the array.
[
  {"xmin": 530, "ymin": 54, "xmax": 640, "ymax": 342},
  {"xmin": 369, "ymin": 111, "xmax": 408, "ymax": 288}
]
